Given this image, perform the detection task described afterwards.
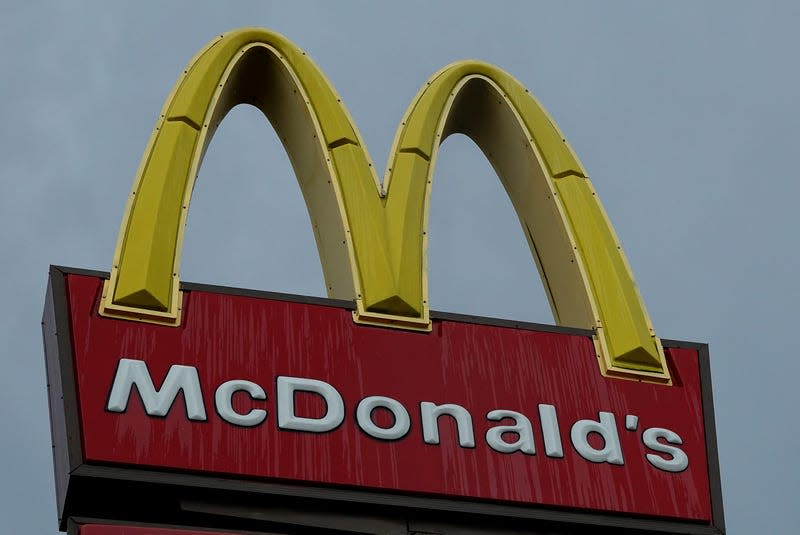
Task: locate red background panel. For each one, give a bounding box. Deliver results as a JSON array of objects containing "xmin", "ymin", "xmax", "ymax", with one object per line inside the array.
[{"xmin": 65, "ymin": 274, "xmax": 712, "ymax": 522}]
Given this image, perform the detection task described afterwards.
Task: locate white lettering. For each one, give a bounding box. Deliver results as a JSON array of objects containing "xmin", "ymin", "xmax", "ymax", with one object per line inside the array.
[
  {"xmin": 356, "ymin": 396, "xmax": 411, "ymax": 440},
  {"xmin": 215, "ymin": 379, "xmax": 267, "ymax": 427},
  {"xmin": 276, "ymin": 376, "xmax": 344, "ymax": 433},
  {"xmin": 486, "ymin": 410, "xmax": 535, "ymax": 454},
  {"xmin": 107, "ymin": 358, "xmax": 207, "ymax": 421},
  {"xmin": 570, "ymin": 411, "xmax": 624, "ymax": 465},
  {"xmin": 420, "ymin": 402, "xmax": 475, "ymax": 448},
  {"xmin": 105, "ymin": 358, "xmax": 694, "ymax": 475},
  {"xmin": 538, "ymin": 403, "xmax": 564, "ymax": 458},
  {"xmin": 643, "ymin": 427, "xmax": 689, "ymax": 472}
]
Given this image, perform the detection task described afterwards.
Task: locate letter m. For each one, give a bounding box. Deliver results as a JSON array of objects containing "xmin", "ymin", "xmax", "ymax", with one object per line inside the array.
[{"xmin": 106, "ymin": 358, "xmax": 207, "ymax": 421}]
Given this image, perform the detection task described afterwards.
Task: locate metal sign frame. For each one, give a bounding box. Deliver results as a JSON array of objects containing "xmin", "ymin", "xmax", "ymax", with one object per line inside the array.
[{"xmin": 45, "ymin": 266, "xmax": 725, "ymax": 534}]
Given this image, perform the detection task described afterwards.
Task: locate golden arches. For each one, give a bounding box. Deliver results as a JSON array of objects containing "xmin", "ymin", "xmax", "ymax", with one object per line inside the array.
[{"xmin": 99, "ymin": 28, "xmax": 669, "ymax": 382}]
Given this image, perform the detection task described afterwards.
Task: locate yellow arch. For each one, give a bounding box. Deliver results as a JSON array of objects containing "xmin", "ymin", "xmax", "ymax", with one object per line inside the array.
[{"xmin": 99, "ymin": 28, "xmax": 670, "ymax": 382}]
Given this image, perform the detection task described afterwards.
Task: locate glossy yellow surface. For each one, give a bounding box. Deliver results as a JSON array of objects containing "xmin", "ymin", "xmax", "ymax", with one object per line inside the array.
[{"xmin": 99, "ymin": 28, "xmax": 669, "ymax": 382}]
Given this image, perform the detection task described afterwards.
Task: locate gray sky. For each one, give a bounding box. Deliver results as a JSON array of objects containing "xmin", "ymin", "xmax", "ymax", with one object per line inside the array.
[{"xmin": 3, "ymin": 2, "xmax": 798, "ymax": 533}]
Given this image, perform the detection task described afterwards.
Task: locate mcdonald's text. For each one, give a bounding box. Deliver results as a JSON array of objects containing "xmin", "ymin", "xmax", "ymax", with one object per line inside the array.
[{"xmin": 107, "ymin": 358, "xmax": 689, "ymax": 473}]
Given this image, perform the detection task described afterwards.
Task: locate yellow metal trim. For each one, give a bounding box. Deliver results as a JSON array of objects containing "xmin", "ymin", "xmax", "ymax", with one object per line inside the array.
[
  {"xmin": 384, "ymin": 65, "xmax": 668, "ymax": 382},
  {"xmin": 352, "ymin": 303, "xmax": 431, "ymax": 332},
  {"xmin": 100, "ymin": 28, "xmax": 669, "ymax": 383},
  {"xmin": 100, "ymin": 29, "xmax": 371, "ymax": 324},
  {"xmin": 99, "ymin": 279, "xmax": 183, "ymax": 326}
]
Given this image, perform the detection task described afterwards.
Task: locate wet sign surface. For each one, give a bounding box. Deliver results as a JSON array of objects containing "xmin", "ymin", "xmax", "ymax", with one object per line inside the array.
[{"xmin": 44, "ymin": 268, "xmax": 721, "ymax": 530}]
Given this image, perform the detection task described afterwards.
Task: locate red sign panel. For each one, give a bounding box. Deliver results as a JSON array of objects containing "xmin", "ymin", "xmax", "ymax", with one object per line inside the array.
[{"xmin": 44, "ymin": 268, "xmax": 723, "ymax": 532}]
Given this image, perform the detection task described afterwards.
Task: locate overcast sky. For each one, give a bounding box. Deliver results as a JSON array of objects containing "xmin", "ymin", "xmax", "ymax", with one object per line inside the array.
[{"xmin": 2, "ymin": 2, "xmax": 798, "ymax": 534}]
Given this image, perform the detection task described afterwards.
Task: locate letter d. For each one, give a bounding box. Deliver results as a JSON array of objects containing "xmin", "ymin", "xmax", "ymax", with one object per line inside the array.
[
  {"xmin": 277, "ymin": 376, "xmax": 344, "ymax": 433},
  {"xmin": 570, "ymin": 412, "xmax": 624, "ymax": 465}
]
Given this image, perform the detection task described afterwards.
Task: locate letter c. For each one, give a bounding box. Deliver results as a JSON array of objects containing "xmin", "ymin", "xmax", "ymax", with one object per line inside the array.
[{"xmin": 215, "ymin": 379, "xmax": 267, "ymax": 427}]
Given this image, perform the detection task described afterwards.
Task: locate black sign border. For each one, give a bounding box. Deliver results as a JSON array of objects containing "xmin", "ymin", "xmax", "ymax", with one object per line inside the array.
[{"xmin": 44, "ymin": 265, "xmax": 725, "ymax": 534}]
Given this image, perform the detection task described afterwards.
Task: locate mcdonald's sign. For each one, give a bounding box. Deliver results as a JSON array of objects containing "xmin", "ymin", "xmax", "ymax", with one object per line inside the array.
[{"xmin": 42, "ymin": 28, "xmax": 724, "ymax": 534}]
